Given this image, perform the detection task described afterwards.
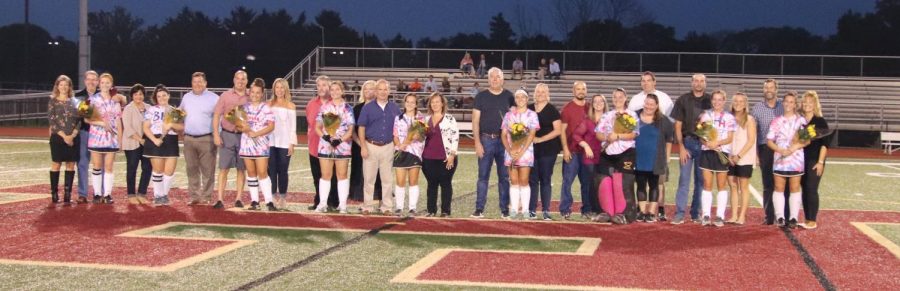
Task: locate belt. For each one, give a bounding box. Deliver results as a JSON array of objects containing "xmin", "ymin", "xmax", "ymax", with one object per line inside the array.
[
  {"xmin": 366, "ymin": 139, "xmax": 390, "ymax": 146},
  {"xmin": 481, "ymin": 133, "xmax": 500, "ymax": 139},
  {"xmin": 185, "ymin": 133, "xmax": 211, "ymax": 138},
  {"xmin": 221, "ymin": 128, "xmax": 239, "ymax": 134}
]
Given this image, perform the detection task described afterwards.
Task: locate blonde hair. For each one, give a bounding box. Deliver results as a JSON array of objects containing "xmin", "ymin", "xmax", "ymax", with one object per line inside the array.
[
  {"xmin": 589, "ymin": 94, "xmax": 608, "ymax": 121},
  {"xmin": 802, "ymin": 90, "xmax": 823, "ymax": 117},
  {"xmin": 271, "ymin": 78, "xmax": 293, "ymax": 105},
  {"xmin": 358, "ymin": 80, "xmax": 376, "ymax": 103},
  {"xmin": 99, "ymin": 73, "xmax": 114, "ymax": 84},
  {"xmin": 426, "ymin": 92, "xmax": 448, "ymax": 115},
  {"xmin": 52, "ymin": 75, "xmax": 74, "ymax": 99},
  {"xmin": 731, "ymin": 92, "xmax": 749, "ymax": 128}
]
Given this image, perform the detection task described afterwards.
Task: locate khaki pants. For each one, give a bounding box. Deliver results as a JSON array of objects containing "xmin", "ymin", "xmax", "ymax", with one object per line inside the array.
[
  {"xmin": 184, "ymin": 135, "xmax": 217, "ymax": 201},
  {"xmin": 363, "ymin": 142, "xmax": 394, "ymax": 212}
]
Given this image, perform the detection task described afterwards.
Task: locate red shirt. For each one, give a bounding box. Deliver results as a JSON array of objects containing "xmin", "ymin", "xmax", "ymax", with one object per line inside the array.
[
  {"xmin": 306, "ymin": 97, "xmax": 325, "ymax": 157},
  {"xmin": 214, "ymin": 89, "xmax": 249, "ymax": 132},
  {"xmin": 560, "ymin": 101, "xmax": 588, "ymax": 153}
]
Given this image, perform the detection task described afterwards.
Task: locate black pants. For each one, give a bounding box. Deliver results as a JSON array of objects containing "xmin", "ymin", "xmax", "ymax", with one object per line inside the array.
[
  {"xmin": 268, "ymin": 147, "xmax": 291, "ymax": 195},
  {"xmin": 124, "ymin": 147, "xmax": 151, "ymax": 195},
  {"xmin": 801, "ymin": 162, "xmax": 823, "ymax": 221},
  {"xmin": 309, "ymin": 154, "xmax": 339, "ymax": 208},
  {"xmin": 758, "ymin": 145, "xmax": 789, "ymax": 222},
  {"xmin": 635, "ymin": 171, "xmax": 660, "ymax": 203},
  {"xmin": 528, "ymin": 154, "xmax": 557, "ymax": 213},
  {"xmin": 423, "ymin": 158, "xmax": 456, "ymax": 215}
]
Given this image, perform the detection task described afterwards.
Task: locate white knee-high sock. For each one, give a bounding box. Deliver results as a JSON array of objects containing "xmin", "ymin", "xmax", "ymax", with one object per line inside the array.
[
  {"xmin": 259, "ymin": 177, "xmax": 273, "ymax": 203},
  {"xmin": 716, "ymin": 191, "xmax": 728, "ymax": 219},
  {"xmin": 701, "ymin": 190, "xmax": 712, "ymax": 217},
  {"xmin": 162, "ymin": 174, "xmax": 174, "ymax": 197},
  {"xmin": 395, "ymin": 186, "xmax": 406, "ymax": 211},
  {"xmin": 509, "ymin": 186, "xmax": 521, "ymax": 215},
  {"xmin": 337, "ymin": 179, "xmax": 350, "ymax": 211},
  {"xmin": 151, "ymin": 172, "xmax": 163, "ymax": 198},
  {"xmin": 773, "ymin": 191, "xmax": 785, "ymax": 219},
  {"xmin": 91, "ymin": 169, "xmax": 103, "ymax": 197},
  {"xmin": 521, "ymin": 186, "xmax": 531, "ymax": 214},
  {"xmin": 317, "ymin": 179, "xmax": 330, "ymax": 209},
  {"xmin": 103, "ymin": 172, "xmax": 114, "ymax": 196},
  {"xmin": 789, "ymin": 192, "xmax": 802, "ymax": 220},
  {"xmin": 408, "ymin": 185, "xmax": 419, "ymax": 211},
  {"xmin": 247, "ymin": 177, "xmax": 259, "ymax": 202}
]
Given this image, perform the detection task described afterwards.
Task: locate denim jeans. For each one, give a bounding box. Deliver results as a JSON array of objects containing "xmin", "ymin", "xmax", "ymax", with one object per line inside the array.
[
  {"xmin": 475, "ymin": 136, "xmax": 510, "ymax": 214},
  {"xmin": 77, "ymin": 129, "xmax": 90, "ymax": 197},
  {"xmin": 675, "ymin": 137, "xmax": 703, "ymax": 219},
  {"xmin": 268, "ymin": 147, "xmax": 291, "ymax": 196},
  {"xmin": 560, "ymin": 153, "xmax": 588, "ymax": 215},
  {"xmin": 528, "ymin": 154, "xmax": 557, "ymax": 213},
  {"xmin": 579, "ymin": 162, "xmax": 600, "ymax": 214}
]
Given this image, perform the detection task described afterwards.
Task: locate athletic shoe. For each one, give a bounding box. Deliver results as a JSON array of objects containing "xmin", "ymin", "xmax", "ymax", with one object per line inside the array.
[
  {"xmin": 501, "ymin": 213, "xmax": 511, "ymax": 220},
  {"xmin": 212, "ymin": 200, "xmax": 224, "ymax": 209},
  {"xmin": 528, "ymin": 212, "xmax": 537, "ymax": 220},
  {"xmin": 163, "ymin": 196, "xmax": 171, "ymax": 205},
  {"xmin": 101, "ymin": 196, "xmax": 114, "ymax": 204},
  {"xmin": 394, "ymin": 209, "xmax": 403, "ymax": 217},
  {"xmin": 562, "ymin": 213, "xmax": 572, "ymax": 220},
  {"xmin": 409, "ymin": 209, "xmax": 417, "ymax": 217},
  {"xmin": 307, "ymin": 205, "xmax": 317, "ymax": 211},
  {"xmin": 77, "ymin": 196, "xmax": 89, "ymax": 204},
  {"xmin": 701, "ymin": 216, "xmax": 711, "ymax": 226},
  {"xmin": 314, "ymin": 206, "xmax": 327, "ymax": 213},
  {"xmin": 713, "ymin": 217, "xmax": 725, "ymax": 227},
  {"xmin": 440, "ymin": 213, "xmax": 450, "ymax": 218},
  {"xmin": 92, "ymin": 195, "xmax": 101, "ymax": 204},
  {"xmin": 327, "ymin": 206, "xmax": 337, "ymax": 212},
  {"xmin": 425, "ymin": 212, "xmax": 435, "ymax": 217},
  {"xmin": 800, "ymin": 221, "xmax": 817, "ymax": 229},
  {"xmin": 593, "ymin": 213, "xmax": 611, "ymax": 223},
  {"xmin": 542, "ymin": 212, "xmax": 552, "ymax": 221},
  {"xmin": 266, "ymin": 202, "xmax": 277, "ymax": 211},
  {"xmin": 671, "ymin": 215, "xmax": 685, "ymax": 225},
  {"xmin": 788, "ymin": 218, "xmax": 799, "ymax": 229},
  {"xmin": 645, "ymin": 214, "xmax": 658, "ymax": 223},
  {"xmin": 247, "ymin": 201, "xmax": 260, "ymax": 210},
  {"xmin": 776, "ymin": 218, "xmax": 786, "ymax": 228},
  {"xmin": 658, "ymin": 212, "xmax": 668, "ymax": 222},
  {"xmin": 234, "ymin": 200, "xmax": 244, "ymax": 208},
  {"xmin": 154, "ymin": 197, "xmax": 165, "ymax": 206},
  {"xmin": 470, "ymin": 210, "xmax": 484, "ymax": 218},
  {"xmin": 691, "ymin": 217, "xmax": 702, "ymax": 224},
  {"xmin": 611, "ymin": 214, "xmax": 627, "ymax": 225}
]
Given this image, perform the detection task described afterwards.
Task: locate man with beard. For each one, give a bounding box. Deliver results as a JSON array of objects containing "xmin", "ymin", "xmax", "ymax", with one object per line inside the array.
[{"xmin": 559, "ymin": 81, "xmax": 593, "ymax": 219}]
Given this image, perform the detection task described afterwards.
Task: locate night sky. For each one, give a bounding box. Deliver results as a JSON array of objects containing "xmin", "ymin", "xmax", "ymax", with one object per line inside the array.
[{"xmin": 0, "ymin": 0, "xmax": 877, "ymax": 43}]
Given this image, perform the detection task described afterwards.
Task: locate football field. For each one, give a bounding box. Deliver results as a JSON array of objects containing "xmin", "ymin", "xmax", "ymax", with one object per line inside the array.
[{"xmin": 0, "ymin": 138, "xmax": 897, "ymax": 290}]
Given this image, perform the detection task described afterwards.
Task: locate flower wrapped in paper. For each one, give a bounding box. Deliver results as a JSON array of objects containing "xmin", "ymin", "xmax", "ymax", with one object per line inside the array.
[
  {"xmin": 613, "ymin": 112, "xmax": 637, "ymax": 134},
  {"xmin": 321, "ymin": 111, "xmax": 342, "ymax": 140},
  {"xmin": 164, "ymin": 108, "xmax": 187, "ymax": 124},
  {"xmin": 225, "ymin": 105, "xmax": 260, "ymax": 146},
  {"xmin": 795, "ymin": 124, "xmax": 816, "ymax": 144},
  {"xmin": 404, "ymin": 119, "xmax": 428, "ymax": 144},
  {"xmin": 696, "ymin": 120, "xmax": 729, "ymax": 165},
  {"xmin": 509, "ymin": 121, "xmax": 528, "ymax": 148},
  {"xmin": 77, "ymin": 99, "xmax": 100, "ymax": 122}
]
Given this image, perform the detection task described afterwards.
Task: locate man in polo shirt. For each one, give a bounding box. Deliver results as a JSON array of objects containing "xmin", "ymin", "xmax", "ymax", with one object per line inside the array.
[
  {"xmin": 73, "ymin": 70, "xmax": 99, "ymax": 204},
  {"xmin": 358, "ymin": 79, "xmax": 400, "ymax": 215},
  {"xmin": 671, "ymin": 73, "xmax": 711, "ymax": 224},
  {"xmin": 213, "ymin": 70, "xmax": 249, "ymax": 208},
  {"xmin": 628, "ymin": 71, "xmax": 674, "ymax": 221},
  {"xmin": 751, "ymin": 78, "xmax": 784, "ymax": 225},
  {"xmin": 306, "ymin": 75, "xmax": 339, "ymax": 211},
  {"xmin": 180, "ymin": 72, "xmax": 220, "ymax": 207},
  {"xmin": 471, "ymin": 67, "xmax": 514, "ymax": 219},
  {"xmin": 559, "ymin": 81, "xmax": 590, "ymax": 219}
]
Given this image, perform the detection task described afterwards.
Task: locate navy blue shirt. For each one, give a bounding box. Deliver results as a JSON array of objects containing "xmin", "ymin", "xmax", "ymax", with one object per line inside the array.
[
  {"xmin": 357, "ymin": 100, "xmax": 401, "ymax": 143},
  {"xmin": 474, "ymin": 89, "xmax": 514, "ymax": 134}
]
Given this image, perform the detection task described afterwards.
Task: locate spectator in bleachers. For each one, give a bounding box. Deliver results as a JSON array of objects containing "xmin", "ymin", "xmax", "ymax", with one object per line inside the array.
[
  {"xmin": 441, "ymin": 76, "xmax": 451, "ymax": 92},
  {"xmin": 751, "ymin": 79, "xmax": 784, "ymax": 225},
  {"xmin": 477, "ymin": 54, "xmax": 488, "ymax": 79},
  {"xmin": 671, "ymin": 73, "xmax": 710, "ymax": 224},
  {"xmin": 559, "ymin": 81, "xmax": 590, "ymax": 220},
  {"xmin": 800, "ymin": 91, "xmax": 829, "ymax": 229},
  {"xmin": 409, "ymin": 78, "xmax": 423, "ymax": 92},
  {"xmin": 628, "ymin": 71, "xmax": 673, "ymax": 220},
  {"xmin": 422, "ymin": 92, "xmax": 459, "ymax": 217},
  {"xmin": 350, "ymin": 80, "xmax": 361, "ymax": 92},
  {"xmin": 470, "ymin": 82, "xmax": 481, "ymax": 98},
  {"xmin": 471, "ymin": 67, "xmax": 514, "ymax": 218},
  {"xmin": 47, "ymin": 75, "xmax": 80, "ymax": 205},
  {"xmin": 548, "ymin": 58, "xmax": 561, "ymax": 79},
  {"xmin": 537, "ymin": 58, "xmax": 548, "ymax": 80},
  {"xmin": 460, "ymin": 52, "xmax": 475, "ymax": 77},
  {"xmin": 512, "ymin": 57, "xmax": 524, "ymax": 80},
  {"xmin": 527, "ymin": 83, "xmax": 561, "ymax": 220},
  {"xmin": 396, "ymin": 79, "xmax": 408, "ymax": 92},
  {"xmin": 424, "ymin": 75, "xmax": 439, "ymax": 93},
  {"xmin": 358, "ymin": 79, "xmax": 401, "ymax": 215}
]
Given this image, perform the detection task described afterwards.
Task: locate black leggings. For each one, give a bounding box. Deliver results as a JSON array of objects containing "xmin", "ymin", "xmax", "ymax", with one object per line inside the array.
[
  {"xmin": 801, "ymin": 163, "xmax": 823, "ymax": 221},
  {"xmin": 124, "ymin": 147, "xmax": 151, "ymax": 195},
  {"xmin": 635, "ymin": 171, "xmax": 659, "ymax": 203},
  {"xmin": 423, "ymin": 158, "xmax": 456, "ymax": 215},
  {"xmin": 268, "ymin": 147, "xmax": 291, "ymax": 195}
]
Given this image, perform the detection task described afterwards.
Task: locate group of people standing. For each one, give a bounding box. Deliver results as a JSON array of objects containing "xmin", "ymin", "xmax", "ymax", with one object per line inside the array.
[{"xmin": 45, "ymin": 67, "xmax": 829, "ymax": 229}]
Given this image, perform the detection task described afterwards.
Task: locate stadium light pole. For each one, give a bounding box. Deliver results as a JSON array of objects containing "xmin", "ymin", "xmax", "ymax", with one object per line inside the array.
[
  {"xmin": 78, "ymin": 0, "xmax": 90, "ymax": 89},
  {"xmin": 317, "ymin": 24, "xmax": 325, "ymax": 47}
]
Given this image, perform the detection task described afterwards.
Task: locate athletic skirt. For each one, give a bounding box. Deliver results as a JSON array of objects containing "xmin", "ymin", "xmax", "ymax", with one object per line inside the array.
[
  {"xmin": 393, "ymin": 151, "xmax": 422, "ymax": 168},
  {"xmin": 698, "ymin": 150, "xmax": 729, "ymax": 172},
  {"xmin": 774, "ymin": 170, "xmax": 803, "ymax": 177},
  {"xmin": 143, "ymin": 134, "xmax": 180, "ymax": 158},
  {"xmin": 728, "ymin": 164, "xmax": 753, "ymax": 178}
]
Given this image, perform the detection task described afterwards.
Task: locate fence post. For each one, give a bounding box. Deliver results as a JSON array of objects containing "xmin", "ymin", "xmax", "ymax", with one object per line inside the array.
[
  {"xmin": 716, "ymin": 54, "xmax": 719, "ymax": 73},
  {"xmin": 391, "ymin": 50, "xmax": 394, "ymax": 68},
  {"xmin": 427, "ymin": 50, "xmax": 430, "ymax": 69},
  {"xmin": 602, "ymin": 52, "xmax": 606, "ymax": 72},
  {"xmin": 639, "ymin": 53, "xmax": 643, "ymax": 72},
  {"xmin": 677, "ymin": 54, "xmax": 681, "ymax": 73},
  {"xmin": 741, "ymin": 55, "xmax": 745, "ymax": 74},
  {"xmin": 821, "ymin": 57, "xmax": 825, "ymax": 76},
  {"xmin": 860, "ymin": 57, "xmax": 864, "ymax": 77},
  {"xmin": 780, "ymin": 56, "xmax": 784, "ymax": 75}
]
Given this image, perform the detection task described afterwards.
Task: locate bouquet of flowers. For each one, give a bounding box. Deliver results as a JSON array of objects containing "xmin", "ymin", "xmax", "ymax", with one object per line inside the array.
[
  {"xmin": 405, "ymin": 119, "xmax": 428, "ymax": 144},
  {"xmin": 321, "ymin": 111, "xmax": 342, "ymax": 142},
  {"xmin": 795, "ymin": 124, "xmax": 817, "ymax": 144},
  {"xmin": 613, "ymin": 112, "xmax": 637, "ymax": 134},
  {"xmin": 164, "ymin": 108, "xmax": 187, "ymax": 124},
  {"xmin": 696, "ymin": 121, "xmax": 730, "ymax": 165},
  {"xmin": 225, "ymin": 105, "xmax": 260, "ymax": 146},
  {"xmin": 77, "ymin": 98, "xmax": 100, "ymax": 122}
]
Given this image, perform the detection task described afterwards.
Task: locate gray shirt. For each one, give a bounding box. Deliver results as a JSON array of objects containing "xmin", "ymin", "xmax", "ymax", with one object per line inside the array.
[{"xmin": 179, "ymin": 90, "xmax": 219, "ymax": 136}]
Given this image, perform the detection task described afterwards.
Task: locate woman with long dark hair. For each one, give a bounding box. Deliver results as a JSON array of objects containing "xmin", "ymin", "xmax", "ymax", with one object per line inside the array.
[
  {"xmin": 142, "ymin": 84, "xmax": 183, "ymax": 206},
  {"xmin": 633, "ymin": 94, "xmax": 674, "ymax": 223},
  {"xmin": 239, "ymin": 78, "xmax": 277, "ymax": 211},
  {"xmin": 47, "ymin": 75, "xmax": 80, "ymax": 205},
  {"xmin": 422, "ymin": 92, "xmax": 459, "ymax": 217}
]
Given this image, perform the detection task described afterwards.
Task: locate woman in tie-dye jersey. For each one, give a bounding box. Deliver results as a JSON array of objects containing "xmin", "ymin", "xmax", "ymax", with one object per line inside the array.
[
  {"xmin": 86, "ymin": 73, "xmax": 124, "ymax": 204},
  {"xmin": 766, "ymin": 92, "xmax": 808, "ymax": 229},
  {"xmin": 240, "ymin": 78, "xmax": 277, "ymax": 211}
]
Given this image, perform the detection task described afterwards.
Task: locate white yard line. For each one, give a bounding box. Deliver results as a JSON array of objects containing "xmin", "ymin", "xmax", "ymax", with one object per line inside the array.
[
  {"xmin": 748, "ymin": 184, "xmax": 764, "ymax": 206},
  {"xmin": 882, "ymin": 165, "xmax": 900, "ymax": 171}
]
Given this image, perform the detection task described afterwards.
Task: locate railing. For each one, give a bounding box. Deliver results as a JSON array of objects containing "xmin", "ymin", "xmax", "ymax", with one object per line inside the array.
[
  {"xmin": 283, "ymin": 48, "xmax": 321, "ymax": 90},
  {"xmin": 318, "ymin": 46, "xmax": 900, "ymax": 77}
]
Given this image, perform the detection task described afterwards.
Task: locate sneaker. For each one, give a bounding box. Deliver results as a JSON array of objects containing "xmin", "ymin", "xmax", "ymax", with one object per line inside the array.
[
  {"xmin": 671, "ymin": 215, "xmax": 685, "ymax": 225},
  {"xmin": 425, "ymin": 212, "xmax": 435, "ymax": 217},
  {"xmin": 101, "ymin": 196, "xmax": 114, "ymax": 204},
  {"xmin": 247, "ymin": 201, "xmax": 260, "ymax": 210},
  {"xmin": 542, "ymin": 212, "xmax": 552, "ymax": 221},
  {"xmin": 440, "ymin": 213, "xmax": 450, "ymax": 218},
  {"xmin": 92, "ymin": 195, "xmax": 101, "ymax": 204},
  {"xmin": 77, "ymin": 196, "xmax": 89, "ymax": 204},
  {"xmin": 394, "ymin": 209, "xmax": 402, "ymax": 217},
  {"xmin": 691, "ymin": 217, "xmax": 702, "ymax": 224},
  {"xmin": 212, "ymin": 200, "xmax": 225, "ymax": 209},
  {"xmin": 266, "ymin": 202, "xmax": 277, "ymax": 211},
  {"xmin": 701, "ymin": 216, "xmax": 711, "ymax": 226},
  {"xmin": 327, "ymin": 206, "xmax": 337, "ymax": 212},
  {"xmin": 162, "ymin": 196, "xmax": 171, "ymax": 205},
  {"xmin": 713, "ymin": 217, "xmax": 725, "ymax": 227},
  {"xmin": 611, "ymin": 214, "xmax": 628, "ymax": 225},
  {"xmin": 234, "ymin": 200, "xmax": 244, "ymax": 208},
  {"xmin": 528, "ymin": 212, "xmax": 537, "ymax": 220},
  {"xmin": 593, "ymin": 213, "xmax": 611, "ymax": 223},
  {"xmin": 470, "ymin": 210, "xmax": 484, "ymax": 218},
  {"xmin": 501, "ymin": 213, "xmax": 512, "ymax": 220},
  {"xmin": 154, "ymin": 197, "xmax": 166, "ymax": 206},
  {"xmin": 409, "ymin": 209, "xmax": 417, "ymax": 217},
  {"xmin": 581, "ymin": 213, "xmax": 592, "ymax": 220},
  {"xmin": 314, "ymin": 205, "xmax": 327, "ymax": 213},
  {"xmin": 562, "ymin": 213, "xmax": 572, "ymax": 220},
  {"xmin": 788, "ymin": 218, "xmax": 799, "ymax": 229},
  {"xmin": 307, "ymin": 205, "xmax": 317, "ymax": 211},
  {"xmin": 800, "ymin": 221, "xmax": 817, "ymax": 229},
  {"xmin": 776, "ymin": 217, "xmax": 786, "ymax": 228},
  {"xmin": 658, "ymin": 212, "xmax": 668, "ymax": 222},
  {"xmin": 645, "ymin": 214, "xmax": 658, "ymax": 223}
]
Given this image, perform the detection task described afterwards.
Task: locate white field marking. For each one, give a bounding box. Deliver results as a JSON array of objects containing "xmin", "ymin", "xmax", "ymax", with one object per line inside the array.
[
  {"xmin": 882, "ymin": 165, "xmax": 900, "ymax": 171},
  {"xmin": 865, "ymin": 173, "xmax": 900, "ymax": 178},
  {"xmin": 0, "ymin": 161, "xmax": 126, "ymax": 174},
  {"xmin": 748, "ymin": 184, "xmax": 763, "ymax": 206},
  {"xmin": 855, "ymin": 193, "xmax": 864, "ymax": 196}
]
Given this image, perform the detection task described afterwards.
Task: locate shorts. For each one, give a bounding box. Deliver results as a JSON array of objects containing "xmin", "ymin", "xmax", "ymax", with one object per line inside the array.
[
  {"xmin": 698, "ymin": 150, "xmax": 729, "ymax": 173},
  {"xmin": 603, "ymin": 148, "xmax": 635, "ymax": 174},
  {"xmin": 143, "ymin": 135, "xmax": 180, "ymax": 158},
  {"xmin": 218, "ymin": 131, "xmax": 246, "ymax": 171},
  {"xmin": 728, "ymin": 164, "xmax": 753, "ymax": 178}
]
